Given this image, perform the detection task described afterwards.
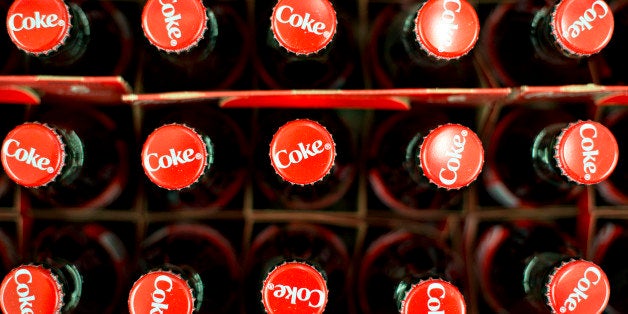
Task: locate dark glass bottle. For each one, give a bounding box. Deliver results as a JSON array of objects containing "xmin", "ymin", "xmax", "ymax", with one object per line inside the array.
[
  {"xmin": 483, "ymin": 106, "xmax": 618, "ymax": 207},
  {"xmin": 357, "ymin": 230, "xmax": 467, "ymax": 314},
  {"xmin": 0, "ymin": 105, "xmax": 128, "ymax": 209},
  {"xmin": 0, "ymin": 261, "xmax": 83, "ymax": 313},
  {"xmin": 6, "ymin": 0, "xmax": 135, "ymax": 78},
  {"xmin": 253, "ymin": 0, "xmax": 359, "ymax": 89},
  {"xmin": 592, "ymin": 222, "xmax": 628, "ymax": 313},
  {"xmin": 244, "ymin": 223, "xmax": 351, "ymax": 314},
  {"xmin": 254, "ymin": 109, "xmax": 357, "ymax": 210},
  {"xmin": 139, "ymin": 0, "xmax": 251, "ymax": 92},
  {"xmin": 368, "ymin": 0, "xmax": 482, "ymax": 88},
  {"xmin": 141, "ymin": 105, "xmax": 248, "ymax": 210},
  {"xmin": 475, "ymin": 221, "xmax": 610, "ymax": 313},
  {"xmin": 4, "ymin": 224, "xmax": 130, "ymax": 314},
  {"xmin": 480, "ymin": 0, "xmax": 614, "ymax": 86},
  {"xmin": 129, "ymin": 224, "xmax": 241, "ymax": 314},
  {"xmin": 369, "ymin": 107, "xmax": 484, "ymax": 214},
  {"xmin": 597, "ymin": 107, "xmax": 628, "ymax": 205}
]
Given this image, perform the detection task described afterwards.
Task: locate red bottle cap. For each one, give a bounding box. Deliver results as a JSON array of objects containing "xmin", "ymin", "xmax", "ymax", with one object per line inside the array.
[
  {"xmin": 269, "ymin": 119, "xmax": 336, "ymax": 185},
  {"xmin": 419, "ymin": 124, "xmax": 484, "ymax": 189},
  {"xmin": 414, "ymin": 0, "xmax": 480, "ymax": 59},
  {"xmin": 1, "ymin": 123, "xmax": 65, "ymax": 187},
  {"xmin": 6, "ymin": 0, "xmax": 72, "ymax": 55},
  {"xmin": 546, "ymin": 260, "xmax": 610, "ymax": 314},
  {"xmin": 142, "ymin": 124, "xmax": 209, "ymax": 190},
  {"xmin": 128, "ymin": 270, "xmax": 195, "ymax": 314},
  {"xmin": 551, "ymin": 0, "xmax": 614, "ymax": 56},
  {"xmin": 270, "ymin": 0, "xmax": 337, "ymax": 55},
  {"xmin": 554, "ymin": 121, "xmax": 618, "ymax": 184},
  {"xmin": 142, "ymin": 0, "xmax": 208, "ymax": 53},
  {"xmin": 262, "ymin": 261, "xmax": 328, "ymax": 314},
  {"xmin": 399, "ymin": 279, "xmax": 466, "ymax": 314},
  {"xmin": 0, "ymin": 265, "xmax": 63, "ymax": 313}
]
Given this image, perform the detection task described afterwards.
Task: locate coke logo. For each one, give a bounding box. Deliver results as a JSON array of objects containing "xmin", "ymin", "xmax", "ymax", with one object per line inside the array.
[
  {"xmin": 426, "ymin": 282, "xmax": 446, "ymax": 314},
  {"xmin": 272, "ymin": 140, "xmax": 332, "ymax": 169},
  {"xmin": 438, "ymin": 0, "xmax": 462, "ymax": 48},
  {"xmin": 274, "ymin": 5, "xmax": 332, "ymax": 38},
  {"xmin": 559, "ymin": 266, "xmax": 602, "ymax": 313},
  {"xmin": 266, "ymin": 282, "xmax": 326, "ymax": 308},
  {"xmin": 12, "ymin": 269, "xmax": 36, "ymax": 314},
  {"xmin": 158, "ymin": 0, "xmax": 183, "ymax": 47},
  {"xmin": 579, "ymin": 123, "xmax": 599, "ymax": 181},
  {"xmin": 7, "ymin": 12, "xmax": 65, "ymax": 32},
  {"xmin": 438, "ymin": 129, "xmax": 467, "ymax": 186},
  {"xmin": 2, "ymin": 139, "xmax": 55, "ymax": 173},
  {"xmin": 563, "ymin": 0, "xmax": 610, "ymax": 39},
  {"xmin": 150, "ymin": 275, "xmax": 173, "ymax": 314},
  {"xmin": 143, "ymin": 148, "xmax": 203, "ymax": 172}
]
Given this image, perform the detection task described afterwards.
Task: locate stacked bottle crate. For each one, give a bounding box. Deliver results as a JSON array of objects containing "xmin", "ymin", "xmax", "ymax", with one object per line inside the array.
[{"xmin": 0, "ymin": 0, "xmax": 627, "ymax": 313}]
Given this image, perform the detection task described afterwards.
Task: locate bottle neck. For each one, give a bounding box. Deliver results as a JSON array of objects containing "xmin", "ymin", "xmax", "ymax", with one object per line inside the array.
[
  {"xmin": 162, "ymin": 8, "xmax": 219, "ymax": 67},
  {"xmin": 158, "ymin": 264, "xmax": 204, "ymax": 312},
  {"xmin": 522, "ymin": 252, "xmax": 573, "ymax": 311},
  {"xmin": 39, "ymin": 3, "xmax": 90, "ymax": 66},
  {"xmin": 530, "ymin": 6, "xmax": 578, "ymax": 65},
  {"xmin": 531, "ymin": 123, "xmax": 572, "ymax": 187},
  {"xmin": 54, "ymin": 127, "xmax": 85, "ymax": 186},
  {"xmin": 403, "ymin": 131, "xmax": 435, "ymax": 189},
  {"xmin": 399, "ymin": 8, "xmax": 449, "ymax": 67},
  {"xmin": 44, "ymin": 260, "xmax": 83, "ymax": 313}
]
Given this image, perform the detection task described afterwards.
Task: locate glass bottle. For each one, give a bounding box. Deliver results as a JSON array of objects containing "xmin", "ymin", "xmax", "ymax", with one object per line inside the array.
[
  {"xmin": 128, "ymin": 224, "xmax": 241, "ymax": 314},
  {"xmin": 369, "ymin": 107, "xmax": 484, "ymax": 213},
  {"xmin": 475, "ymin": 221, "xmax": 610, "ymax": 313},
  {"xmin": 0, "ymin": 105, "xmax": 128, "ymax": 208},
  {"xmin": 0, "ymin": 224, "xmax": 129, "ymax": 314},
  {"xmin": 244, "ymin": 223, "xmax": 351, "ymax": 314},
  {"xmin": 140, "ymin": 105, "xmax": 248, "ymax": 210},
  {"xmin": 368, "ymin": 0, "xmax": 482, "ymax": 88},
  {"xmin": 139, "ymin": 0, "xmax": 251, "ymax": 91},
  {"xmin": 479, "ymin": 0, "xmax": 614, "ymax": 86},
  {"xmin": 6, "ymin": 0, "xmax": 135, "ymax": 78},
  {"xmin": 253, "ymin": 0, "xmax": 359, "ymax": 89},
  {"xmin": 483, "ymin": 106, "xmax": 618, "ymax": 207},
  {"xmin": 254, "ymin": 109, "xmax": 357, "ymax": 210},
  {"xmin": 357, "ymin": 230, "xmax": 467, "ymax": 314}
]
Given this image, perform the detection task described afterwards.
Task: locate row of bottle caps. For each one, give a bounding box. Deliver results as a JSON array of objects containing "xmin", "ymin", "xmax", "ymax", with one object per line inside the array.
[
  {"xmin": 0, "ymin": 104, "xmax": 625, "ymax": 211},
  {"xmin": 0, "ymin": 218, "xmax": 624, "ymax": 313},
  {"xmin": 2, "ymin": 0, "xmax": 627, "ymax": 89}
]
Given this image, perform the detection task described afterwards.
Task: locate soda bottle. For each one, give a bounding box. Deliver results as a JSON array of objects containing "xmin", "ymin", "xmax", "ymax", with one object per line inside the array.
[
  {"xmin": 253, "ymin": 0, "xmax": 359, "ymax": 89},
  {"xmin": 141, "ymin": 105, "xmax": 248, "ymax": 210},
  {"xmin": 139, "ymin": 0, "xmax": 251, "ymax": 91},
  {"xmin": 128, "ymin": 223, "xmax": 241, "ymax": 314},
  {"xmin": 244, "ymin": 223, "xmax": 351, "ymax": 314},
  {"xmin": 0, "ymin": 224, "xmax": 129, "ymax": 314},
  {"xmin": 592, "ymin": 222, "xmax": 628, "ymax": 313},
  {"xmin": 254, "ymin": 109, "xmax": 357, "ymax": 210},
  {"xmin": 479, "ymin": 0, "xmax": 614, "ymax": 86},
  {"xmin": 0, "ymin": 105, "xmax": 129, "ymax": 208},
  {"xmin": 6, "ymin": 0, "xmax": 135, "ymax": 78},
  {"xmin": 475, "ymin": 221, "xmax": 610, "ymax": 313},
  {"xmin": 596, "ymin": 107, "xmax": 628, "ymax": 205},
  {"xmin": 357, "ymin": 230, "xmax": 467, "ymax": 314},
  {"xmin": 483, "ymin": 106, "xmax": 618, "ymax": 207},
  {"xmin": 369, "ymin": 107, "xmax": 484, "ymax": 214},
  {"xmin": 368, "ymin": 0, "xmax": 482, "ymax": 88}
]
